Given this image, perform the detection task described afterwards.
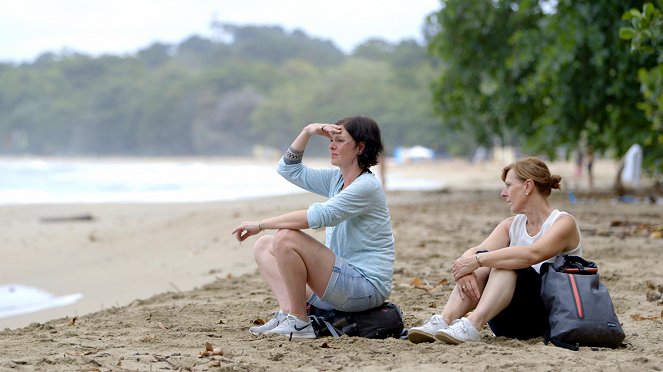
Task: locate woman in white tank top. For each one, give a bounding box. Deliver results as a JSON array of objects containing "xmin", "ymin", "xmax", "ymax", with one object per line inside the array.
[{"xmin": 408, "ymin": 157, "xmax": 582, "ymax": 345}]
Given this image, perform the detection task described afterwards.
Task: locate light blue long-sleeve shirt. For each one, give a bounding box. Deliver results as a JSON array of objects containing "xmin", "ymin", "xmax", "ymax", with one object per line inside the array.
[{"xmin": 277, "ymin": 157, "xmax": 395, "ymax": 299}]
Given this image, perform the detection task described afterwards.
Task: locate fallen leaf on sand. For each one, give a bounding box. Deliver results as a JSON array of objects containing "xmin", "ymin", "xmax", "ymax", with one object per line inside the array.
[
  {"xmin": 410, "ymin": 277, "xmax": 448, "ymax": 292},
  {"xmin": 608, "ymin": 221, "xmax": 663, "ymax": 238},
  {"xmin": 631, "ymin": 313, "xmax": 662, "ymax": 321},
  {"xmin": 199, "ymin": 342, "xmax": 223, "ymax": 358},
  {"xmin": 410, "ymin": 277, "xmax": 427, "ymax": 289},
  {"xmin": 69, "ymin": 317, "xmax": 78, "ymax": 326}
]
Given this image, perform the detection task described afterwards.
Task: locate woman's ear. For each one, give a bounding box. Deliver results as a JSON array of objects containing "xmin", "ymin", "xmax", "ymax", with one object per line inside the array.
[{"xmin": 357, "ymin": 142, "xmax": 365, "ymax": 155}]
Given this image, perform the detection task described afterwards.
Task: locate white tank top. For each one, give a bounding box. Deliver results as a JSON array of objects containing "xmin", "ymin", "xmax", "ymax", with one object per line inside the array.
[{"xmin": 509, "ymin": 209, "xmax": 582, "ymax": 273}]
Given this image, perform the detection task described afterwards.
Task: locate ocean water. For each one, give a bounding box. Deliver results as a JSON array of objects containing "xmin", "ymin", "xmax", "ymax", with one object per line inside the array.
[
  {"xmin": 0, "ymin": 158, "xmax": 306, "ymax": 204},
  {"xmin": 0, "ymin": 157, "xmax": 443, "ymax": 205},
  {"xmin": 0, "ymin": 285, "xmax": 82, "ymax": 320}
]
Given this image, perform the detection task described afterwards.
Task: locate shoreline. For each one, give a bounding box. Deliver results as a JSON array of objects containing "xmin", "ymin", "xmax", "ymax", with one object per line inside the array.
[{"xmin": 0, "ymin": 156, "xmax": 624, "ymax": 206}]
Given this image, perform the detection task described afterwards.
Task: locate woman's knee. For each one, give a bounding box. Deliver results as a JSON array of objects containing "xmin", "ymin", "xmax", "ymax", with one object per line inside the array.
[
  {"xmin": 271, "ymin": 229, "xmax": 301, "ymax": 255},
  {"xmin": 490, "ymin": 268, "xmax": 517, "ymax": 280},
  {"xmin": 273, "ymin": 228, "xmax": 299, "ymax": 244},
  {"xmin": 253, "ymin": 235, "xmax": 274, "ymax": 263},
  {"xmin": 485, "ymin": 268, "xmax": 518, "ymax": 291}
]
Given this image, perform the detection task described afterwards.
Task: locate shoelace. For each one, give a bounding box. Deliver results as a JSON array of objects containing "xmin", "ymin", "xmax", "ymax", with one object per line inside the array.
[
  {"xmin": 427, "ymin": 314, "xmax": 444, "ymax": 326},
  {"xmin": 451, "ymin": 319, "xmax": 469, "ymax": 336}
]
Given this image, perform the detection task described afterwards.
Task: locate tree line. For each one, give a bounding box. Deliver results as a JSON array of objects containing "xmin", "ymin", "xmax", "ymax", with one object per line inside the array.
[
  {"xmin": 0, "ymin": 24, "xmax": 448, "ymax": 158},
  {"xmin": 1, "ymin": 2, "xmax": 660, "ymax": 176}
]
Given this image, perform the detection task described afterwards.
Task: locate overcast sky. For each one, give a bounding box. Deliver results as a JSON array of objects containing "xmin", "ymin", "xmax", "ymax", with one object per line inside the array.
[{"xmin": 0, "ymin": 0, "xmax": 441, "ymax": 63}]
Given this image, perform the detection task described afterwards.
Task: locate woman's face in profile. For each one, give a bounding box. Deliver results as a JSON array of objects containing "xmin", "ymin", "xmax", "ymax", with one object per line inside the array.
[{"xmin": 501, "ymin": 169, "xmax": 526, "ymax": 212}]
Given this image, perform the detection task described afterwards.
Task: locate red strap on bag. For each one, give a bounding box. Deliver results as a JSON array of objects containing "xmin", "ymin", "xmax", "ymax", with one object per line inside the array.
[{"xmin": 567, "ymin": 274, "xmax": 584, "ymax": 319}]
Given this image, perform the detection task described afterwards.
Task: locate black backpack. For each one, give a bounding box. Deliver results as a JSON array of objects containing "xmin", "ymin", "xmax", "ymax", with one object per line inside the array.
[
  {"xmin": 540, "ymin": 255, "xmax": 625, "ymax": 351},
  {"xmin": 307, "ymin": 302, "xmax": 405, "ymax": 339}
]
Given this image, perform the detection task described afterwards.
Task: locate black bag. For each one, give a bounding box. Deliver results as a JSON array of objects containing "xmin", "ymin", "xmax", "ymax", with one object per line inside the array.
[
  {"xmin": 307, "ymin": 302, "xmax": 404, "ymax": 339},
  {"xmin": 540, "ymin": 255, "xmax": 625, "ymax": 351}
]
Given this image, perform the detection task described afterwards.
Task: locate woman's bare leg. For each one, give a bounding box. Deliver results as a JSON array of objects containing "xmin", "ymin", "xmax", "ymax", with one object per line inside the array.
[
  {"xmin": 254, "ymin": 235, "xmax": 290, "ymax": 309},
  {"xmin": 260, "ymin": 229, "xmax": 335, "ymax": 319},
  {"xmin": 466, "ymin": 268, "xmax": 517, "ymax": 329},
  {"xmin": 440, "ymin": 267, "xmax": 490, "ymax": 324}
]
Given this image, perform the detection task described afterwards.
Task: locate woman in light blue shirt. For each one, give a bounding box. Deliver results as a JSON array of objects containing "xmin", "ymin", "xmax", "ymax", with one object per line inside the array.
[{"xmin": 232, "ymin": 116, "xmax": 394, "ymax": 339}]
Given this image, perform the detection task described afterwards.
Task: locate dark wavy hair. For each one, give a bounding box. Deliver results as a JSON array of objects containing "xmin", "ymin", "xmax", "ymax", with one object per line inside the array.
[{"xmin": 336, "ymin": 116, "xmax": 384, "ymax": 171}]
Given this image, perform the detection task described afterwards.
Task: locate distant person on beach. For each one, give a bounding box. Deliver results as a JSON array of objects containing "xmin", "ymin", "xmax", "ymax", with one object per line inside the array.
[
  {"xmin": 232, "ymin": 116, "xmax": 394, "ymax": 339},
  {"xmin": 575, "ymin": 146, "xmax": 584, "ymax": 178},
  {"xmin": 586, "ymin": 145, "xmax": 594, "ymax": 190},
  {"xmin": 621, "ymin": 143, "xmax": 643, "ymax": 189},
  {"xmin": 615, "ymin": 143, "xmax": 644, "ymax": 200},
  {"xmin": 407, "ymin": 157, "xmax": 583, "ymax": 345}
]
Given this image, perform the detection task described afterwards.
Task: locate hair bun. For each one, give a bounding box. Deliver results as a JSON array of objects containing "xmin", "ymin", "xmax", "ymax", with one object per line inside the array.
[{"xmin": 550, "ymin": 174, "xmax": 562, "ymax": 190}]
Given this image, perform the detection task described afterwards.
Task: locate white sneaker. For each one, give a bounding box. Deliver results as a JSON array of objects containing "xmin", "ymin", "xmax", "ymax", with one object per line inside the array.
[
  {"xmin": 407, "ymin": 314, "xmax": 448, "ymax": 343},
  {"xmin": 249, "ymin": 310, "xmax": 286, "ymax": 335},
  {"xmin": 435, "ymin": 317, "xmax": 481, "ymax": 344},
  {"xmin": 264, "ymin": 314, "xmax": 316, "ymax": 339}
]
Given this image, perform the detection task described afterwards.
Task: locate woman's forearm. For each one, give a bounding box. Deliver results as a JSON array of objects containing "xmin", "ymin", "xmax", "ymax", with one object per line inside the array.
[
  {"xmin": 453, "ymin": 246, "xmax": 535, "ymax": 280},
  {"xmin": 477, "ymin": 246, "xmax": 537, "ymax": 270},
  {"xmin": 289, "ymin": 127, "xmax": 314, "ymax": 153},
  {"xmin": 259, "ymin": 210, "xmax": 309, "ymax": 231}
]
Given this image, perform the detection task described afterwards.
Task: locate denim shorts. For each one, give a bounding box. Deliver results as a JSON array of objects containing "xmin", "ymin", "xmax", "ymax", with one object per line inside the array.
[{"xmin": 307, "ymin": 255, "xmax": 385, "ymax": 312}]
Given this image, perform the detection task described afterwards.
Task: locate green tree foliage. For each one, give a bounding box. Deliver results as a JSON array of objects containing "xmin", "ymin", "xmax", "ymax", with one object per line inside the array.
[
  {"xmin": 0, "ymin": 25, "xmax": 444, "ymax": 157},
  {"xmin": 252, "ymin": 41, "xmax": 442, "ymax": 157},
  {"xmin": 427, "ymin": 0, "xmax": 661, "ymax": 172},
  {"xmin": 427, "ymin": 0, "xmax": 544, "ymax": 148},
  {"xmin": 216, "ymin": 24, "xmax": 345, "ymax": 67},
  {"xmin": 620, "ymin": 1, "xmax": 663, "ymax": 170},
  {"xmin": 522, "ymin": 1, "xmax": 650, "ymax": 161}
]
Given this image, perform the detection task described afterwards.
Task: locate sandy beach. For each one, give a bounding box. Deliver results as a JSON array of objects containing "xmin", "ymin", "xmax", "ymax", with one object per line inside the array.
[{"xmin": 1, "ymin": 158, "xmax": 661, "ymax": 371}]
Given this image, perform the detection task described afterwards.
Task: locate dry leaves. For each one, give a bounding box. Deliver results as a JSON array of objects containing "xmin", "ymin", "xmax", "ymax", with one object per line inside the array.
[
  {"xmin": 410, "ymin": 277, "xmax": 426, "ymax": 289},
  {"xmin": 409, "ymin": 277, "xmax": 449, "ymax": 291},
  {"xmin": 609, "ymin": 221, "xmax": 663, "ymax": 239},
  {"xmin": 630, "ymin": 310, "xmax": 663, "ymax": 321},
  {"xmin": 252, "ymin": 318, "xmax": 266, "ymax": 326},
  {"xmin": 198, "ymin": 342, "xmax": 223, "ymax": 358}
]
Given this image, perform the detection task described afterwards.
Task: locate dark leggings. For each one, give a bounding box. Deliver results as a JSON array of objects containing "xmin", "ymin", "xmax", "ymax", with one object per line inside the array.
[{"xmin": 487, "ymin": 267, "xmax": 547, "ymax": 340}]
